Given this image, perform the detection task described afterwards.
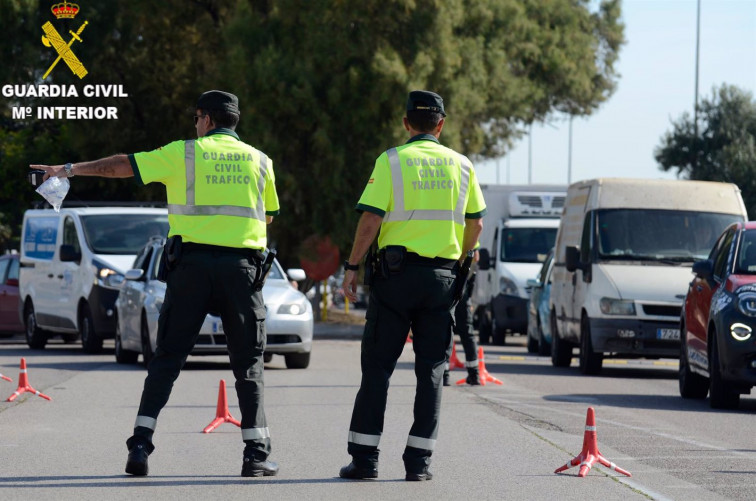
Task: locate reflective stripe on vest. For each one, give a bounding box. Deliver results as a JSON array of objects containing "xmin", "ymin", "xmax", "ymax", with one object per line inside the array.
[
  {"xmin": 384, "ymin": 147, "xmax": 470, "ymax": 225},
  {"xmin": 166, "ymin": 139, "xmax": 269, "ymax": 221}
]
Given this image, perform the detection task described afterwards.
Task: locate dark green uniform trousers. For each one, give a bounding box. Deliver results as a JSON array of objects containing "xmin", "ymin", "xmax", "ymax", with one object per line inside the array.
[
  {"xmin": 347, "ymin": 262, "xmax": 455, "ymax": 473},
  {"xmin": 128, "ymin": 246, "xmax": 270, "ymax": 460}
]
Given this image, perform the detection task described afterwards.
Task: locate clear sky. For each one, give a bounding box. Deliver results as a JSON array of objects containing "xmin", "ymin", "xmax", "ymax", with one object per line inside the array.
[{"xmin": 477, "ymin": 0, "xmax": 756, "ymax": 186}]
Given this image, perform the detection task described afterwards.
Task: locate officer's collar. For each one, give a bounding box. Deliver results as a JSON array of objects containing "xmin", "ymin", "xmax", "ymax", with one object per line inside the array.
[
  {"xmin": 205, "ymin": 128, "xmax": 239, "ymax": 140},
  {"xmin": 406, "ymin": 133, "xmax": 440, "ymax": 144}
]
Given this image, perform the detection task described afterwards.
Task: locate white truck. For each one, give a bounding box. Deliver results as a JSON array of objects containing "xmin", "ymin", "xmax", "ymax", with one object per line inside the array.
[{"xmin": 473, "ymin": 184, "xmax": 567, "ymax": 345}]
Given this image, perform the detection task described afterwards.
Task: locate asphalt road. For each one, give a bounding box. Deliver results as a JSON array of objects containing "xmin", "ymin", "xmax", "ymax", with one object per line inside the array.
[{"xmin": 0, "ymin": 331, "xmax": 755, "ymax": 500}]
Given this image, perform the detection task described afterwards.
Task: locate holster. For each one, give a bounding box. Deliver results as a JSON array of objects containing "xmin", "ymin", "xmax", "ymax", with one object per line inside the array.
[
  {"xmin": 364, "ymin": 247, "xmax": 378, "ymax": 285},
  {"xmin": 451, "ymin": 251, "xmax": 474, "ymax": 308},
  {"xmin": 380, "ymin": 245, "xmax": 406, "ymax": 276},
  {"xmin": 157, "ymin": 235, "xmax": 182, "ymax": 283},
  {"xmin": 465, "ymin": 271, "xmax": 477, "ymax": 298},
  {"xmin": 253, "ymin": 248, "xmax": 277, "ymax": 292}
]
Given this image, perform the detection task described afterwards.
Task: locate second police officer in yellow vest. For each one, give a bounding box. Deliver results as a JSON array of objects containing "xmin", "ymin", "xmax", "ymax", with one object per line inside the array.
[
  {"xmin": 30, "ymin": 90, "xmax": 281, "ymax": 478},
  {"xmin": 340, "ymin": 90, "xmax": 486, "ymax": 481}
]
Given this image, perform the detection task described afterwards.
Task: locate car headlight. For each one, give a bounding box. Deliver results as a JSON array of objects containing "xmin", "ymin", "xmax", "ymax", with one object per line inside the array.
[
  {"xmin": 599, "ymin": 297, "xmax": 636, "ymax": 315},
  {"xmin": 277, "ymin": 301, "xmax": 307, "ymax": 315},
  {"xmin": 499, "ymin": 277, "xmax": 518, "ymax": 296},
  {"xmin": 737, "ymin": 293, "xmax": 756, "ymax": 317},
  {"xmin": 730, "ymin": 322, "xmax": 752, "ymax": 341},
  {"xmin": 93, "ymin": 260, "xmax": 120, "ymax": 286}
]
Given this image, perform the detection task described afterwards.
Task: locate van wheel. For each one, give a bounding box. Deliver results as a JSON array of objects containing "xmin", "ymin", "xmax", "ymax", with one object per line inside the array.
[
  {"xmin": 285, "ymin": 352, "xmax": 311, "ymax": 369},
  {"xmin": 550, "ymin": 311, "xmax": 571, "ymax": 367},
  {"xmin": 80, "ymin": 304, "xmax": 103, "ymax": 354},
  {"xmin": 141, "ymin": 314, "xmax": 154, "ymax": 367},
  {"xmin": 478, "ymin": 307, "xmax": 492, "ymax": 345},
  {"xmin": 537, "ymin": 316, "xmax": 551, "ymax": 356},
  {"xmin": 679, "ymin": 321, "xmax": 708, "ymax": 399},
  {"xmin": 115, "ymin": 314, "xmax": 139, "ymax": 364},
  {"xmin": 579, "ymin": 314, "xmax": 603, "ymax": 375},
  {"xmin": 24, "ymin": 302, "xmax": 47, "ymax": 350},
  {"xmin": 526, "ymin": 330, "xmax": 538, "ymax": 353},
  {"xmin": 491, "ymin": 316, "xmax": 506, "ymax": 346},
  {"xmin": 709, "ymin": 332, "xmax": 739, "ymax": 409}
]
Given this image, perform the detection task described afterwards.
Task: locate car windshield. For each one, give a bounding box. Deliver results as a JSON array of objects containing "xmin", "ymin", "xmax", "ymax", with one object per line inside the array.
[
  {"xmin": 499, "ymin": 228, "xmax": 557, "ymax": 263},
  {"xmin": 596, "ymin": 209, "xmax": 742, "ymax": 262},
  {"xmin": 80, "ymin": 214, "xmax": 169, "ymax": 254},
  {"xmin": 735, "ymin": 229, "xmax": 756, "ymax": 275}
]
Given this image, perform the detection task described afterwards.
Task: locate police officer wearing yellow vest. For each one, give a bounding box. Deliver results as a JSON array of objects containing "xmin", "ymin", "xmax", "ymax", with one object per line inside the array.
[
  {"xmin": 340, "ymin": 90, "xmax": 486, "ymax": 481},
  {"xmin": 30, "ymin": 90, "xmax": 281, "ymax": 478}
]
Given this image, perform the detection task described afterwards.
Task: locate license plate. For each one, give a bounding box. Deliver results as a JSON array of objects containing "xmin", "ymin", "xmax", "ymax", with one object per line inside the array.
[{"xmin": 656, "ymin": 328, "xmax": 679, "ymax": 340}]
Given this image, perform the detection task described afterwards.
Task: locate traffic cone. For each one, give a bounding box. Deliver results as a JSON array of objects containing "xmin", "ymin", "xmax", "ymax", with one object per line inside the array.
[
  {"xmin": 449, "ymin": 343, "xmax": 465, "ymax": 370},
  {"xmin": 456, "ymin": 347, "xmax": 503, "ymax": 385},
  {"xmin": 203, "ymin": 379, "xmax": 241, "ymax": 433},
  {"xmin": 554, "ymin": 407, "xmax": 631, "ymax": 478},
  {"xmin": 0, "ymin": 373, "xmax": 11, "ymax": 382},
  {"xmin": 6, "ymin": 358, "xmax": 51, "ymax": 402},
  {"xmin": 478, "ymin": 347, "xmax": 502, "ymax": 385}
]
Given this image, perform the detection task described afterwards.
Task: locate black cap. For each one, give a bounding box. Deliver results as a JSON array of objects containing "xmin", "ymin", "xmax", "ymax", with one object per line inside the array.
[
  {"xmin": 406, "ymin": 90, "xmax": 446, "ymax": 117},
  {"xmin": 196, "ymin": 90, "xmax": 240, "ymax": 115}
]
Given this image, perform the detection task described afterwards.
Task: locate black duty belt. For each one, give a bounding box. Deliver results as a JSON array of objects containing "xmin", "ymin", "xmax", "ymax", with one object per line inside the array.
[
  {"xmin": 404, "ymin": 251, "xmax": 457, "ymax": 270},
  {"xmin": 183, "ymin": 242, "xmax": 265, "ymax": 260}
]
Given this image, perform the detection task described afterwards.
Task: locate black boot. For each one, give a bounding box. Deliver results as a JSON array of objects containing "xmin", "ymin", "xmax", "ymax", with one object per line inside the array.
[
  {"xmin": 442, "ymin": 370, "xmax": 450, "ymax": 387},
  {"xmin": 339, "ymin": 461, "xmax": 378, "ymax": 479},
  {"xmin": 466, "ymin": 368, "xmax": 481, "ymax": 386},
  {"xmin": 125, "ymin": 437, "xmax": 153, "ymax": 476},
  {"xmin": 242, "ymin": 457, "xmax": 279, "ymax": 477}
]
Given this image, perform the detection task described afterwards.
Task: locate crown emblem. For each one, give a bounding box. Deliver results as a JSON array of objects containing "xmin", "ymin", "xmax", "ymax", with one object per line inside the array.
[{"xmin": 51, "ymin": 1, "xmax": 80, "ymax": 19}]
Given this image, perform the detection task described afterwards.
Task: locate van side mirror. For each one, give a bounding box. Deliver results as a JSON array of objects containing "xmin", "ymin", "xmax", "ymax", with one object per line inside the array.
[
  {"xmin": 565, "ymin": 246, "xmax": 581, "ymax": 272},
  {"xmin": 692, "ymin": 259, "xmax": 714, "ymax": 281},
  {"xmin": 287, "ymin": 268, "xmax": 306, "ymax": 282},
  {"xmin": 59, "ymin": 244, "xmax": 81, "ymax": 263},
  {"xmin": 478, "ymin": 248, "xmax": 491, "ymax": 270}
]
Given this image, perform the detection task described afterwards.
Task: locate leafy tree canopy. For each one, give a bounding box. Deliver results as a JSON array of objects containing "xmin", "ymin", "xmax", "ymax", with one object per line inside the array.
[
  {"xmin": 656, "ymin": 84, "xmax": 756, "ymax": 217},
  {"xmin": 0, "ymin": 0, "xmax": 624, "ymax": 264}
]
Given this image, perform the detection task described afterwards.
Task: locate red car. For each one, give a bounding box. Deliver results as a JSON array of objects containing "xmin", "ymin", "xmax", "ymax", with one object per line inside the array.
[
  {"xmin": 680, "ymin": 221, "xmax": 756, "ymax": 409},
  {"xmin": 0, "ymin": 253, "xmax": 24, "ymax": 335}
]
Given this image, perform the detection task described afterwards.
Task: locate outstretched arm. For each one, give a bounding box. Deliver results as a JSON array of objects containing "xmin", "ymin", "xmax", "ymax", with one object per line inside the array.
[{"xmin": 30, "ymin": 154, "xmax": 134, "ymax": 181}]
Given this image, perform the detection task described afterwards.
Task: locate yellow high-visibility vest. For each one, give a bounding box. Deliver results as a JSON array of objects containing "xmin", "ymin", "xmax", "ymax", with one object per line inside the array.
[
  {"xmin": 130, "ymin": 129, "xmax": 279, "ymax": 249},
  {"xmin": 357, "ymin": 135, "xmax": 486, "ymax": 260}
]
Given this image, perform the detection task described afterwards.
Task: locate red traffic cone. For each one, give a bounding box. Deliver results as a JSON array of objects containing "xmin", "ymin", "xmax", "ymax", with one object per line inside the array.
[
  {"xmin": 202, "ymin": 379, "xmax": 241, "ymax": 433},
  {"xmin": 478, "ymin": 347, "xmax": 502, "ymax": 385},
  {"xmin": 6, "ymin": 358, "xmax": 51, "ymax": 402},
  {"xmin": 456, "ymin": 347, "xmax": 503, "ymax": 385},
  {"xmin": 449, "ymin": 343, "xmax": 465, "ymax": 370},
  {"xmin": 0, "ymin": 373, "xmax": 11, "ymax": 382},
  {"xmin": 554, "ymin": 407, "xmax": 631, "ymax": 478}
]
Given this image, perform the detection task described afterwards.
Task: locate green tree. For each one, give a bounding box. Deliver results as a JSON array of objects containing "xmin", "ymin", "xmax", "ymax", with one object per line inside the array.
[
  {"xmin": 220, "ymin": 0, "xmax": 624, "ymax": 259},
  {"xmin": 656, "ymin": 84, "xmax": 756, "ymax": 216},
  {"xmin": 1, "ymin": 0, "xmax": 624, "ymax": 265}
]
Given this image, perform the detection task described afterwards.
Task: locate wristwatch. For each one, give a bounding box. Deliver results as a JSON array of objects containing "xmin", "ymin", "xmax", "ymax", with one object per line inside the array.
[
  {"xmin": 343, "ymin": 260, "xmax": 359, "ymax": 271},
  {"xmin": 63, "ymin": 163, "xmax": 74, "ymax": 177}
]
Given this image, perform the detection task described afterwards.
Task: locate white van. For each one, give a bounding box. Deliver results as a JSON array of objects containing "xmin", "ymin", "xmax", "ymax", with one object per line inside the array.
[
  {"xmin": 474, "ymin": 185, "xmax": 565, "ymax": 345},
  {"xmin": 19, "ymin": 207, "xmax": 169, "ymax": 352},
  {"xmin": 550, "ymin": 178, "xmax": 747, "ymax": 374}
]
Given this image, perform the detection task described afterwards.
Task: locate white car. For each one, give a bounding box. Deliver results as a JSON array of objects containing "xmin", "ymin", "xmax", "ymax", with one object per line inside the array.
[{"xmin": 113, "ymin": 238, "xmax": 313, "ymax": 368}]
